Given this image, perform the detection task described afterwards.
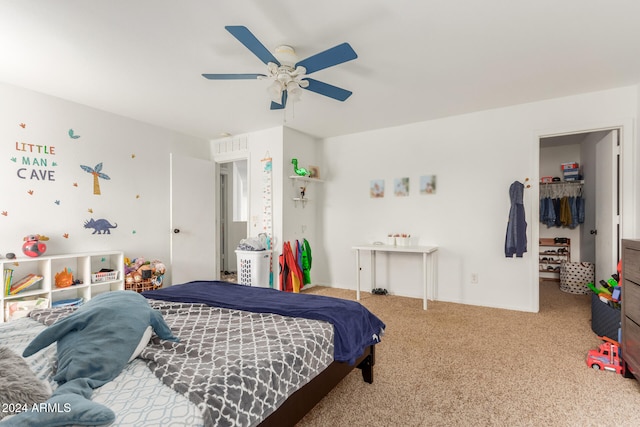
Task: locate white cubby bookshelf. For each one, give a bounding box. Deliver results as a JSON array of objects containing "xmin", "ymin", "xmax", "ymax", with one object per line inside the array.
[{"xmin": 1, "ymin": 251, "xmax": 124, "ymax": 322}]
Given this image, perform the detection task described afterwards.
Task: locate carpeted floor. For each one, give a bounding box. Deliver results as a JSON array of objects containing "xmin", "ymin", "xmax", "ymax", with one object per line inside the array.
[{"xmin": 297, "ymin": 282, "xmax": 640, "ymax": 427}]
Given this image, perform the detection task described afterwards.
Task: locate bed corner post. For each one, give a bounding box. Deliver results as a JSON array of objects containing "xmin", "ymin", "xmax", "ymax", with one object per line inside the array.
[{"xmin": 357, "ymin": 345, "xmax": 375, "ymax": 384}]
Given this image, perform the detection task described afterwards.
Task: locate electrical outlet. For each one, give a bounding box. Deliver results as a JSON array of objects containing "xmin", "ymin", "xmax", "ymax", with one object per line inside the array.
[{"xmin": 471, "ymin": 273, "xmax": 479, "ymax": 284}]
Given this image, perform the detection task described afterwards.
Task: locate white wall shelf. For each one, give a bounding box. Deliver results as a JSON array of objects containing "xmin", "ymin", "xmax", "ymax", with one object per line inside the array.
[
  {"xmin": 292, "ymin": 197, "xmax": 310, "ymax": 208},
  {"xmin": 289, "ymin": 175, "xmax": 323, "ymax": 207},
  {"xmin": 1, "ymin": 251, "xmax": 124, "ymax": 322},
  {"xmin": 288, "ymin": 175, "xmax": 324, "ymax": 183}
]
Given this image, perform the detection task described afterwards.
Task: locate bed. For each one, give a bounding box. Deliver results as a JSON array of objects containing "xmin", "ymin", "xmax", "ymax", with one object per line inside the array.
[{"xmin": 0, "ymin": 281, "xmax": 385, "ymax": 426}]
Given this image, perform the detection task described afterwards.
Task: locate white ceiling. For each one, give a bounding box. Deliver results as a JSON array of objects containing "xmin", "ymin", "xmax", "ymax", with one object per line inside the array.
[{"xmin": 2, "ymin": 0, "xmax": 640, "ymax": 140}]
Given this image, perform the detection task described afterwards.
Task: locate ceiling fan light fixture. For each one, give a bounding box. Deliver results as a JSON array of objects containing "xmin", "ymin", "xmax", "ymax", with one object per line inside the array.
[
  {"xmin": 204, "ymin": 26, "xmax": 357, "ymax": 110},
  {"xmin": 277, "ymin": 72, "xmax": 292, "ymax": 84},
  {"xmin": 267, "ymin": 80, "xmax": 284, "ymax": 103},
  {"xmin": 287, "ymin": 81, "xmax": 303, "ymax": 102}
]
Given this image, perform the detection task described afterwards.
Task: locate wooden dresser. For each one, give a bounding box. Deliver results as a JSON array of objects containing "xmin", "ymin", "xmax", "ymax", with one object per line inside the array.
[{"xmin": 622, "ymin": 239, "xmax": 640, "ymax": 380}]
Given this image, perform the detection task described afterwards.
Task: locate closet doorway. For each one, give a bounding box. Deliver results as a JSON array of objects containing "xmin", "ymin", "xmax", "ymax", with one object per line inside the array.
[
  {"xmin": 538, "ymin": 129, "xmax": 620, "ymax": 291},
  {"xmin": 218, "ymin": 159, "xmax": 248, "ymax": 283}
]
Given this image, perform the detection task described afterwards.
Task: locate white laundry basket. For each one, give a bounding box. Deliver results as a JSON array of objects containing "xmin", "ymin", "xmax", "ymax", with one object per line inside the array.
[{"xmin": 235, "ymin": 250, "xmax": 271, "ymax": 287}]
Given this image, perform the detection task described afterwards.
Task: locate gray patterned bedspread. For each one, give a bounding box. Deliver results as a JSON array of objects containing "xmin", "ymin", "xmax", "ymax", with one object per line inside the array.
[{"xmin": 29, "ymin": 300, "xmax": 334, "ymax": 427}]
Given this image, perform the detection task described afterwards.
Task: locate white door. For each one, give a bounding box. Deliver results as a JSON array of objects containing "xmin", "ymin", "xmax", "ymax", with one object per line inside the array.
[
  {"xmin": 595, "ymin": 130, "xmax": 619, "ymax": 281},
  {"xmin": 170, "ymin": 154, "xmax": 217, "ymax": 285}
]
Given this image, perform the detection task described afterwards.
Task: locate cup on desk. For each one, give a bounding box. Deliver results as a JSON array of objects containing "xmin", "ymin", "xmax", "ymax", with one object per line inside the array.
[
  {"xmin": 387, "ymin": 236, "xmax": 396, "ymax": 246},
  {"xmin": 397, "ymin": 237, "xmax": 410, "ymax": 246}
]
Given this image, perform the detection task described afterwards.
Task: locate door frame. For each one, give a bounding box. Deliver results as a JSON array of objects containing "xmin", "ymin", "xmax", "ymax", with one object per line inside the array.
[
  {"xmin": 531, "ymin": 118, "xmax": 635, "ymax": 312},
  {"xmin": 219, "ymin": 168, "xmax": 228, "ymax": 271},
  {"xmin": 212, "ymin": 151, "xmax": 251, "ymax": 277}
]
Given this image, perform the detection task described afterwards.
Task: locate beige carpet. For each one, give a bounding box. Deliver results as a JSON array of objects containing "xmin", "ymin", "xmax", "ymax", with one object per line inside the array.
[{"xmin": 297, "ymin": 282, "xmax": 640, "ymax": 427}]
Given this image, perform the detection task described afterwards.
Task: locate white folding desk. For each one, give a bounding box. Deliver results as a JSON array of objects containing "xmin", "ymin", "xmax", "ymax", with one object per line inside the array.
[{"xmin": 353, "ymin": 244, "xmax": 438, "ymax": 310}]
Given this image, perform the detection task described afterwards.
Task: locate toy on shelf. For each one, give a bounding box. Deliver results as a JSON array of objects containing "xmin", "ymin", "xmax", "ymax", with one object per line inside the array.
[
  {"xmin": 586, "ymin": 336, "xmax": 626, "ymax": 375},
  {"xmin": 55, "ymin": 268, "xmax": 74, "ymax": 288},
  {"xmin": 22, "ymin": 234, "xmax": 49, "ymax": 257},
  {"xmin": 291, "ymin": 158, "xmax": 310, "ymax": 177}
]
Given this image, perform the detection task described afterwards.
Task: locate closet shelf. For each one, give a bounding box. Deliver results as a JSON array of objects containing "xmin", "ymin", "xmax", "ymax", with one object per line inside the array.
[{"xmin": 540, "ymin": 180, "xmax": 584, "ymax": 185}]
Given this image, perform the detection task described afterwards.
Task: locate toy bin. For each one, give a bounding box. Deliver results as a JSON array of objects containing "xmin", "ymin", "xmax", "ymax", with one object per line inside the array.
[
  {"xmin": 559, "ymin": 261, "xmax": 594, "ymax": 294},
  {"xmin": 235, "ymin": 250, "xmax": 271, "ymax": 287},
  {"xmin": 591, "ymin": 293, "xmax": 621, "ymax": 341}
]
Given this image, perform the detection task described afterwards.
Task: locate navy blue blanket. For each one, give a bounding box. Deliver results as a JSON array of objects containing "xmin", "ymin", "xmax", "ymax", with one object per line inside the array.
[{"xmin": 142, "ymin": 281, "xmax": 385, "ymax": 364}]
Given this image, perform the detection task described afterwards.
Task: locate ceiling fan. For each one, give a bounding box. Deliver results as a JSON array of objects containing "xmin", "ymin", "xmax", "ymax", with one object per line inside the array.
[{"xmin": 202, "ymin": 26, "xmax": 358, "ymax": 110}]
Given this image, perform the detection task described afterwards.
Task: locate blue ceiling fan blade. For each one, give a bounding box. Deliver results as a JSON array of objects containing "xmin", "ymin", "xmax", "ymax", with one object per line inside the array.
[
  {"xmin": 296, "ymin": 42, "xmax": 357, "ymax": 74},
  {"xmin": 270, "ymin": 90, "xmax": 288, "ymax": 110},
  {"xmin": 202, "ymin": 73, "xmax": 266, "ymax": 80},
  {"xmin": 303, "ymin": 78, "xmax": 353, "ymax": 101},
  {"xmin": 225, "ymin": 25, "xmax": 280, "ymax": 66}
]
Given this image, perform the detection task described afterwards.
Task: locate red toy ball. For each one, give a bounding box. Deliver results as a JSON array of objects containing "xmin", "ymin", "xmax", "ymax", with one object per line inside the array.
[{"xmin": 22, "ymin": 234, "xmax": 48, "ymax": 257}]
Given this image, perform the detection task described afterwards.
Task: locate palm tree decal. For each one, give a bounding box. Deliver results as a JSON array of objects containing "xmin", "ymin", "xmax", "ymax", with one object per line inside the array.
[{"xmin": 80, "ymin": 162, "xmax": 111, "ymax": 195}]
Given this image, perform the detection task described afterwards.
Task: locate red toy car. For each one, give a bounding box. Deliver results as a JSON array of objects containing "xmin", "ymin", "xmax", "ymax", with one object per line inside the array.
[{"xmin": 586, "ymin": 336, "xmax": 626, "ymax": 375}]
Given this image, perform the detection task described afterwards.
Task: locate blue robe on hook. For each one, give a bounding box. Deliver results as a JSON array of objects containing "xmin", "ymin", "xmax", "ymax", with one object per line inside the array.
[{"xmin": 505, "ymin": 181, "xmax": 527, "ymax": 257}]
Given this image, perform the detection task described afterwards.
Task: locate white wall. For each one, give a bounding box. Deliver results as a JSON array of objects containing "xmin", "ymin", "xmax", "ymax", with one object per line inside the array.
[
  {"xmin": 317, "ymin": 86, "xmax": 638, "ymax": 312},
  {"xmin": 282, "ymin": 127, "xmax": 321, "ymax": 277},
  {"xmin": 0, "ymin": 82, "xmax": 209, "ymax": 270},
  {"xmin": 6, "ymin": 80, "xmax": 636, "ymax": 312}
]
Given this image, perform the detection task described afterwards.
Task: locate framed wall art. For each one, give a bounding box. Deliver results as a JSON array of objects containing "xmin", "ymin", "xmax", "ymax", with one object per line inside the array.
[
  {"xmin": 394, "ymin": 177, "xmax": 409, "ymax": 196},
  {"xmin": 420, "ymin": 175, "xmax": 437, "ymax": 194},
  {"xmin": 370, "ymin": 179, "xmax": 385, "ymax": 198}
]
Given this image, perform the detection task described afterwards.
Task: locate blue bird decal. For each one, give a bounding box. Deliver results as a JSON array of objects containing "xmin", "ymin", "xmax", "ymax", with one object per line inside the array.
[{"xmin": 68, "ymin": 129, "xmax": 81, "ymax": 139}]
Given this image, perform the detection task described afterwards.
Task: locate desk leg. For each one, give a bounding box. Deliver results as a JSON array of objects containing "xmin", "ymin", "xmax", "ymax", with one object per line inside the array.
[
  {"xmin": 371, "ymin": 250, "xmax": 376, "ymax": 294},
  {"xmin": 422, "ymin": 252, "xmax": 428, "ymax": 310},
  {"xmin": 430, "ymin": 251, "xmax": 438, "ymax": 301},
  {"xmin": 355, "ymin": 249, "xmax": 361, "ymax": 301}
]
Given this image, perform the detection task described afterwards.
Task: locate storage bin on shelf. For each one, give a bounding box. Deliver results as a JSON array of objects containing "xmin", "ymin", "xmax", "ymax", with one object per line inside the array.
[
  {"xmin": 235, "ymin": 250, "xmax": 271, "ymax": 287},
  {"xmin": 91, "ymin": 270, "xmax": 119, "ymax": 283},
  {"xmin": 123, "ymin": 257, "xmax": 166, "ymax": 293},
  {"xmin": 125, "ymin": 275, "xmax": 163, "ymax": 293}
]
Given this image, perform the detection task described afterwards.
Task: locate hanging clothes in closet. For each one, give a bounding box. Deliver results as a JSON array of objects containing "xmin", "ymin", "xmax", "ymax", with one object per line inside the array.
[{"xmin": 539, "ymin": 182, "xmax": 584, "ymax": 229}]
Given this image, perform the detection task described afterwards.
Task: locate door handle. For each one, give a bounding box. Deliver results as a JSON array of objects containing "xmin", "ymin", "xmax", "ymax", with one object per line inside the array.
[
  {"xmin": 590, "ymin": 229, "xmax": 597, "ymax": 235},
  {"xmin": 173, "ymin": 229, "xmax": 180, "ymax": 234}
]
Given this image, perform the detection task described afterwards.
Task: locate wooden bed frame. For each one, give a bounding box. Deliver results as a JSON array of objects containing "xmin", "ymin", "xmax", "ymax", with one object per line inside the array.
[{"xmin": 259, "ymin": 344, "xmax": 376, "ymax": 426}]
